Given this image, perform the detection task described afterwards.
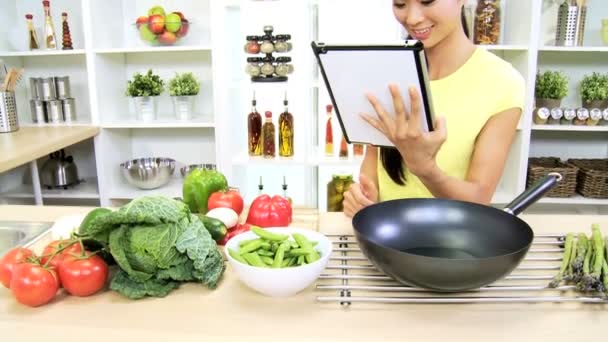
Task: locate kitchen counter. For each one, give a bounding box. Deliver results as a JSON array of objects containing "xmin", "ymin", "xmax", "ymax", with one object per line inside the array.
[
  {"xmin": 0, "ymin": 126, "xmax": 99, "ymax": 205},
  {"xmin": 1, "ymin": 205, "xmax": 607, "ymax": 342}
]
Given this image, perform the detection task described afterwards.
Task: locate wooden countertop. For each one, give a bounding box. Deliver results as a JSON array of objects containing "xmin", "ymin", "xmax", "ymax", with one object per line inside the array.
[
  {"xmin": 0, "ymin": 205, "xmax": 607, "ymax": 342},
  {"xmin": 0, "ymin": 126, "xmax": 99, "ymax": 173}
]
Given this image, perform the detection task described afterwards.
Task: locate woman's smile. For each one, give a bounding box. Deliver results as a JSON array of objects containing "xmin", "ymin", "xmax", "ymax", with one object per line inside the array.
[{"xmin": 409, "ymin": 25, "xmax": 434, "ymax": 40}]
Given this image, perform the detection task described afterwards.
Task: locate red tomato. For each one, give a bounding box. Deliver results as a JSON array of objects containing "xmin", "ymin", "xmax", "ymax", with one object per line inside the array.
[
  {"xmin": 59, "ymin": 252, "xmax": 108, "ymax": 297},
  {"xmin": 208, "ymin": 189, "xmax": 244, "ymax": 216},
  {"xmin": 40, "ymin": 239, "xmax": 83, "ymax": 273},
  {"xmin": 10, "ymin": 263, "xmax": 59, "ymax": 307},
  {"xmin": 0, "ymin": 247, "xmax": 34, "ymax": 288}
]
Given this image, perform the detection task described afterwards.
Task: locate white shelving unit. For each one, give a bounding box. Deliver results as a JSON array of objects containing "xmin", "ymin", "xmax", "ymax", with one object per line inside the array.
[{"xmin": 0, "ymin": 0, "xmax": 606, "ymax": 213}]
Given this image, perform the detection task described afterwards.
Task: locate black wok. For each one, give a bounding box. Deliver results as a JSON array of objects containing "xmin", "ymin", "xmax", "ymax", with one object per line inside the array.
[{"xmin": 352, "ymin": 173, "xmax": 561, "ymax": 292}]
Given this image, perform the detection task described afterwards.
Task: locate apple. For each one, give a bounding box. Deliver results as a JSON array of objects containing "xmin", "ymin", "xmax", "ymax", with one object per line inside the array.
[
  {"xmin": 139, "ymin": 25, "xmax": 157, "ymax": 43},
  {"xmin": 165, "ymin": 13, "xmax": 182, "ymax": 33},
  {"xmin": 147, "ymin": 5, "xmax": 165, "ymax": 17},
  {"xmin": 158, "ymin": 31, "xmax": 177, "ymax": 45},
  {"xmin": 148, "ymin": 14, "xmax": 165, "ymax": 34},
  {"xmin": 136, "ymin": 15, "xmax": 148, "ymax": 29},
  {"xmin": 176, "ymin": 19, "xmax": 189, "ymax": 38}
]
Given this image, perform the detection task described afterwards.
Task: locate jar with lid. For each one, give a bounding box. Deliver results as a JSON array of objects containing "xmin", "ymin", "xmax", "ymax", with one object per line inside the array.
[
  {"xmin": 244, "ymin": 35, "xmax": 260, "ymax": 54},
  {"xmin": 473, "ymin": 0, "xmax": 501, "ymax": 45},
  {"xmin": 260, "ymin": 35, "xmax": 274, "ymax": 54},
  {"xmin": 561, "ymin": 108, "xmax": 576, "ymax": 125},
  {"xmin": 574, "ymin": 108, "xmax": 589, "ymax": 125},
  {"xmin": 274, "ymin": 35, "xmax": 289, "ymax": 53},
  {"xmin": 327, "ymin": 174, "xmax": 354, "ymax": 212},
  {"xmin": 275, "ymin": 57, "xmax": 291, "ymax": 77},
  {"xmin": 588, "ymin": 108, "xmax": 602, "ymax": 126},
  {"xmin": 533, "ymin": 107, "xmax": 550, "ymax": 125},
  {"xmin": 548, "ymin": 108, "xmax": 563, "ymax": 125},
  {"xmin": 260, "ymin": 57, "xmax": 275, "ymax": 76},
  {"xmin": 245, "ymin": 57, "xmax": 262, "ymax": 77}
]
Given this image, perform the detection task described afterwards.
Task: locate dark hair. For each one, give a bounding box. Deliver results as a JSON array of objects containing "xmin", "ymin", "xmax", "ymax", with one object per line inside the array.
[{"xmin": 380, "ymin": 9, "xmax": 469, "ymax": 185}]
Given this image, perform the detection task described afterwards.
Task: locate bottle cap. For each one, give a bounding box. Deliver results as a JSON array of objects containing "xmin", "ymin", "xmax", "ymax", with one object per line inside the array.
[
  {"xmin": 265, "ymin": 111, "xmax": 272, "ymax": 118},
  {"xmin": 43, "ymin": 1, "xmax": 50, "ymax": 6},
  {"xmin": 62, "ymin": 12, "xmax": 67, "ymax": 16},
  {"xmin": 326, "ymin": 104, "xmax": 333, "ymax": 112},
  {"xmin": 26, "ymin": 14, "xmax": 33, "ymax": 19}
]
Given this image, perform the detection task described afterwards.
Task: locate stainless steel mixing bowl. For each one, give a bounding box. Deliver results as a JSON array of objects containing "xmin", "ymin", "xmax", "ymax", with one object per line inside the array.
[
  {"xmin": 120, "ymin": 157, "xmax": 176, "ymax": 189},
  {"xmin": 180, "ymin": 163, "xmax": 217, "ymax": 177}
]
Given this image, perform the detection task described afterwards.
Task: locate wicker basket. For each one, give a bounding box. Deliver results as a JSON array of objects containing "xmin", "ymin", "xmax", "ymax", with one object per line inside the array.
[
  {"xmin": 527, "ymin": 157, "xmax": 579, "ymax": 198},
  {"xmin": 566, "ymin": 159, "xmax": 608, "ymax": 199}
]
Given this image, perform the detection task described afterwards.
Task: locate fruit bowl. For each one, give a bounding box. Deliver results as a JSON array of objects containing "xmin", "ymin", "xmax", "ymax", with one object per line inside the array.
[{"xmin": 134, "ymin": 6, "xmax": 191, "ymax": 46}]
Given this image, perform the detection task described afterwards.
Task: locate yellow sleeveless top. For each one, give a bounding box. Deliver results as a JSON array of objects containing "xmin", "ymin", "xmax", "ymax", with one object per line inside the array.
[{"xmin": 378, "ymin": 48, "xmax": 526, "ymax": 201}]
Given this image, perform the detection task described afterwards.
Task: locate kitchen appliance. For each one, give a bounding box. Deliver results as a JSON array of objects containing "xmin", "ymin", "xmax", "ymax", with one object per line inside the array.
[
  {"xmin": 40, "ymin": 149, "xmax": 80, "ymax": 189},
  {"xmin": 350, "ymin": 174, "xmax": 561, "ymax": 292}
]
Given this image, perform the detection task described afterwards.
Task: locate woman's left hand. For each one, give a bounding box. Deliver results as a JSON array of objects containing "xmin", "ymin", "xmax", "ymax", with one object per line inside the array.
[{"xmin": 361, "ymin": 84, "xmax": 447, "ymax": 177}]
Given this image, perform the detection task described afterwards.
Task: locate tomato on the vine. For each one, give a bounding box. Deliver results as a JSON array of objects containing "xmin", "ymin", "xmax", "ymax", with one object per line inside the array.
[
  {"xmin": 0, "ymin": 247, "xmax": 35, "ymax": 288},
  {"xmin": 10, "ymin": 262, "xmax": 59, "ymax": 307},
  {"xmin": 40, "ymin": 239, "xmax": 83, "ymax": 270},
  {"xmin": 59, "ymin": 251, "xmax": 108, "ymax": 297}
]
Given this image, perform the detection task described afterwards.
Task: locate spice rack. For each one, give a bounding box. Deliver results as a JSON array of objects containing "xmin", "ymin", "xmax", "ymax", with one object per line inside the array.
[{"xmin": 244, "ymin": 25, "xmax": 293, "ymax": 82}]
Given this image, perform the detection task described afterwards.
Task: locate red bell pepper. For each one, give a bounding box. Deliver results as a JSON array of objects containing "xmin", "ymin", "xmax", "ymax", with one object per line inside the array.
[
  {"xmin": 245, "ymin": 194, "xmax": 292, "ymax": 227},
  {"xmin": 217, "ymin": 223, "xmax": 251, "ymax": 246}
]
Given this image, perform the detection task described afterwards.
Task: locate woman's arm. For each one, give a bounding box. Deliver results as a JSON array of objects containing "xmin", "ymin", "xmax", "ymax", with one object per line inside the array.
[
  {"xmin": 417, "ymin": 107, "xmax": 521, "ymax": 204},
  {"xmin": 360, "ymin": 146, "xmax": 379, "ymax": 189}
]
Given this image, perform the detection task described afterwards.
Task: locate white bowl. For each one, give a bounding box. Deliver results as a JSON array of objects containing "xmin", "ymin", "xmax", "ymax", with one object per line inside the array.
[{"xmin": 225, "ymin": 227, "xmax": 332, "ymax": 297}]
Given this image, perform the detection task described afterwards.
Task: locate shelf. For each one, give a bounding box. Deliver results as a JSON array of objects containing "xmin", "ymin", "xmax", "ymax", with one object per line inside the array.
[
  {"xmin": 532, "ymin": 124, "xmax": 608, "ymax": 132},
  {"xmin": 539, "ymin": 195, "xmax": 608, "ymax": 205},
  {"xmin": 0, "ymin": 49, "xmax": 86, "ymax": 57},
  {"xmin": 538, "ymin": 46, "xmax": 608, "ymax": 52},
  {"xmin": 93, "ymin": 46, "xmax": 212, "ymax": 54},
  {"xmin": 109, "ymin": 176, "xmax": 184, "ymax": 200},
  {"xmin": 20, "ymin": 120, "xmax": 94, "ymax": 127},
  {"xmin": 0, "ymin": 177, "xmax": 99, "ymax": 199},
  {"xmin": 233, "ymin": 152, "xmax": 310, "ymax": 166},
  {"xmin": 101, "ymin": 119, "xmax": 215, "ymax": 129}
]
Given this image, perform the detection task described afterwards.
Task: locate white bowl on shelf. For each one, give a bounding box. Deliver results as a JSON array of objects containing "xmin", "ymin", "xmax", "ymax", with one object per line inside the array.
[{"xmin": 224, "ymin": 227, "xmax": 332, "ymax": 297}]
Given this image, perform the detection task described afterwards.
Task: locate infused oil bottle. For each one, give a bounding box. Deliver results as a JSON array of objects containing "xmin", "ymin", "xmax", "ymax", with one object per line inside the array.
[
  {"xmin": 278, "ymin": 93, "xmax": 294, "ymax": 158},
  {"xmin": 247, "ymin": 92, "xmax": 262, "ymax": 156},
  {"xmin": 262, "ymin": 111, "xmax": 276, "ymax": 158}
]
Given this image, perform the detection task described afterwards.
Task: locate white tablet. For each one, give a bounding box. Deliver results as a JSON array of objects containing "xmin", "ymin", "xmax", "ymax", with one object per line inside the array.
[{"xmin": 311, "ymin": 40, "xmax": 435, "ymax": 147}]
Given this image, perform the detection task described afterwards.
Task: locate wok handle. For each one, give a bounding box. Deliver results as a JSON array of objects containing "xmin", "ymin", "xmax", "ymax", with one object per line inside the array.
[{"xmin": 503, "ymin": 173, "xmax": 562, "ymax": 216}]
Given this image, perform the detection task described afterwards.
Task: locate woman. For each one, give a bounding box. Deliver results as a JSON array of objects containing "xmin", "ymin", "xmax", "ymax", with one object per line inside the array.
[{"xmin": 342, "ymin": 0, "xmax": 525, "ymax": 218}]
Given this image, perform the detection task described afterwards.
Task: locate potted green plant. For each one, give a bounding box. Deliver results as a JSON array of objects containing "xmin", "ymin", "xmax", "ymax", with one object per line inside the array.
[
  {"xmin": 126, "ymin": 69, "xmax": 164, "ymax": 121},
  {"xmin": 535, "ymin": 70, "xmax": 568, "ymax": 109},
  {"xmin": 580, "ymin": 72, "xmax": 608, "ymax": 110},
  {"xmin": 168, "ymin": 72, "xmax": 200, "ymax": 120}
]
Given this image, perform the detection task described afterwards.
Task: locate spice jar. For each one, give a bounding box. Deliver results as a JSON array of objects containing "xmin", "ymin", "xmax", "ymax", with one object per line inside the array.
[
  {"xmin": 327, "ymin": 174, "xmax": 354, "ymax": 212},
  {"xmin": 245, "ymin": 57, "xmax": 262, "ymax": 77},
  {"xmin": 274, "ymin": 35, "xmax": 288, "ymax": 53},
  {"xmin": 244, "ymin": 35, "xmax": 260, "ymax": 54},
  {"xmin": 548, "ymin": 108, "xmax": 563, "ymax": 125},
  {"xmin": 561, "ymin": 108, "xmax": 576, "ymax": 125},
  {"xmin": 474, "ymin": 0, "xmax": 501, "ymax": 45},
  {"xmin": 533, "ymin": 107, "xmax": 550, "ymax": 125},
  {"xmin": 574, "ymin": 108, "xmax": 589, "ymax": 125},
  {"xmin": 588, "ymin": 108, "xmax": 602, "ymax": 126},
  {"xmin": 260, "ymin": 57, "xmax": 275, "ymax": 76},
  {"xmin": 275, "ymin": 57, "xmax": 291, "ymax": 77},
  {"xmin": 260, "ymin": 36, "xmax": 274, "ymax": 54}
]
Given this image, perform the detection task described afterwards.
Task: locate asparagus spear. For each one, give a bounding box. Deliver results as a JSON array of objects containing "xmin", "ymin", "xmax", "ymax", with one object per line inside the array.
[
  {"xmin": 564, "ymin": 238, "xmax": 577, "ymax": 282},
  {"xmin": 572, "ymin": 233, "xmax": 589, "ymax": 281},
  {"xmin": 577, "ymin": 237, "xmax": 596, "ymax": 292},
  {"xmin": 589, "ymin": 224, "xmax": 604, "ymax": 291},
  {"xmin": 550, "ymin": 233, "xmax": 574, "ymax": 288},
  {"xmin": 602, "ymin": 259, "xmax": 608, "ymax": 294}
]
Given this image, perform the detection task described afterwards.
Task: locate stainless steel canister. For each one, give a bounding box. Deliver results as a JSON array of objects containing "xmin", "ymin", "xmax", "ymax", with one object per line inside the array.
[
  {"xmin": 54, "ymin": 76, "xmax": 71, "ymax": 99},
  {"xmin": 45, "ymin": 100, "xmax": 63, "ymax": 123},
  {"xmin": 61, "ymin": 98, "xmax": 76, "ymax": 122},
  {"xmin": 39, "ymin": 77, "xmax": 57, "ymax": 101},
  {"xmin": 30, "ymin": 99, "xmax": 46, "ymax": 123},
  {"xmin": 30, "ymin": 77, "xmax": 41, "ymax": 100}
]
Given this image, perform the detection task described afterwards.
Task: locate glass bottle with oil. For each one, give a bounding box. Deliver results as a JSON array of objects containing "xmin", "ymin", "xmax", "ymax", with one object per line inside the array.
[
  {"xmin": 278, "ymin": 92, "xmax": 294, "ymax": 158},
  {"xmin": 262, "ymin": 111, "xmax": 276, "ymax": 158},
  {"xmin": 339, "ymin": 135, "xmax": 349, "ymax": 159},
  {"xmin": 42, "ymin": 0, "xmax": 58, "ymax": 49},
  {"xmin": 353, "ymin": 143, "xmax": 365, "ymax": 157},
  {"xmin": 325, "ymin": 104, "xmax": 334, "ymax": 156},
  {"xmin": 247, "ymin": 92, "xmax": 262, "ymax": 156}
]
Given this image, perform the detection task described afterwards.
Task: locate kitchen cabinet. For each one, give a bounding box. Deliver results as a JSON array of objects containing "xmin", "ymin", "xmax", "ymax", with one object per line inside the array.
[{"xmin": 0, "ymin": 0, "xmax": 606, "ymax": 213}]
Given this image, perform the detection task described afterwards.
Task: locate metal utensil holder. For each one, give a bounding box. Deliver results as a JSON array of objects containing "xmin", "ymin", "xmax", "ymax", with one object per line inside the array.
[
  {"xmin": 0, "ymin": 91, "xmax": 19, "ymax": 133},
  {"xmin": 555, "ymin": 3, "xmax": 587, "ymax": 46}
]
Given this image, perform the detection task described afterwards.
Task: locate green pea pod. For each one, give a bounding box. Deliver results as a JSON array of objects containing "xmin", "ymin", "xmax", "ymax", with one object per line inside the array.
[
  {"xmin": 261, "ymin": 256, "xmax": 275, "ymax": 266},
  {"xmin": 260, "ymin": 241, "xmax": 272, "ymax": 250},
  {"xmin": 289, "ymin": 248, "xmax": 316, "ymax": 256},
  {"xmin": 293, "ymin": 233, "xmax": 313, "ymax": 250},
  {"xmin": 257, "ymin": 249, "xmax": 274, "ymax": 257},
  {"xmin": 228, "ymin": 248, "xmax": 247, "ymax": 264},
  {"xmin": 251, "ymin": 226, "xmax": 289, "ymax": 241},
  {"xmin": 272, "ymin": 242, "xmax": 289, "ymax": 268},
  {"xmin": 305, "ymin": 250, "xmax": 321, "ymax": 264},
  {"xmin": 271, "ymin": 242, "xmax": 279, "ymax": 253},
  {"xmin": 243, "ymin": 252, "xmax": 267, "ymax": 267},
  {"xmin": 281, "ymin": 257, "xmax": 294, "ymax": 267},
  {"xmin": 287, "ymin": 257, "xmax": 297, "ymax": 267},
  {"xmin": 297, "ymin": 255, "xmax": 305, "ymax": 265},
  {"xmin": 239, "ymin": 238, "xmax": 259, "ymax": 247},
  {"xmin": 239, "ymin": 239, "xmax": 264, "ymax": 255}
]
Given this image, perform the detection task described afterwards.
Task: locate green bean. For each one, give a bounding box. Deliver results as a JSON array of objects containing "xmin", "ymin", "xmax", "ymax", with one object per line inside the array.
[
  {"xmin": 239, "ymin": 239, "xmax": 258, "ymax": 247},
  {"xmin": 293, "ymin": 233, "xmax": 313, "ymax": 250},
  {"xmin": 239, "ymin": 239, "xmax": 264, "ymax": 255},
  {"xmin": 288, "ymin": 248, "xmax": 316, "ymax": 256},
  {"xmin": 228, "ymin": 248, "xmax": 247, "ymax": 264},
  {"xmin": 260, "ymin": 241, "xmax": 272, "ymax": 250},
  {"xmin": 272, "ymin": 243, "xmax": 288, "ymax": 268},
  {"xmin": 305, "ymin": 250, "xmax": 321, "ymax": 264},
  {"xmin": 297, "ymin": 255, "xmax": 305, "ymax": 265},
  {"xmin": 251, "ymin": 226, "xmax": 288, "ymax": 241},
  {"xmin": 256, "ymin": 249, "xmax": 274, "ymax": 257},
  {"xmin": 243, "ymin": 252, "xmax": 267, "ymax": 267},
  {"xmin": 261, "ymin": 256, "xmax": 274, "ymax": 266},
  {"xmin": 281, "ymin": 257, "xmax": 294, "ymax": 267}
]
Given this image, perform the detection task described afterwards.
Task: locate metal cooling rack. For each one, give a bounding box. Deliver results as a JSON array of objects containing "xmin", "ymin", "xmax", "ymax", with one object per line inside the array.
[{"xmin": 315, "ymin": 234, "xmax": 608, "ymax": 305}]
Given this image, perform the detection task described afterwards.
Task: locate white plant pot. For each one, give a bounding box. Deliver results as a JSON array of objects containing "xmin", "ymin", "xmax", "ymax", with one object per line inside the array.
[
  {"xmin": 172, "ymin": 95, "xmax": 196, "ymax": 120},
  {"xmin": 133, "ymin": 96, "xmax": 158, "ymax": 121}
]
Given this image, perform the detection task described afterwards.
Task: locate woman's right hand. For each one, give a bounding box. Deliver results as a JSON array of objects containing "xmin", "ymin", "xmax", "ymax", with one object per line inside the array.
[{"xmin": 343, "ymin": 174, "xmax": 378, "ymax": 218}]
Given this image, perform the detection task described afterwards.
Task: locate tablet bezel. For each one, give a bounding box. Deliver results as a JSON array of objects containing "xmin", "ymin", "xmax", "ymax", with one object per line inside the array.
[{"xmin": 311, "ymin": 40, "xmax": 436, "ymax": 148}]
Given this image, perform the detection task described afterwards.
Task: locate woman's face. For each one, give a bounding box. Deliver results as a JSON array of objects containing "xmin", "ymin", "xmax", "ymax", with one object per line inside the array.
[{"xmin": 393, "ymin": 0, "xmax": 464, "ymax": 48}]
